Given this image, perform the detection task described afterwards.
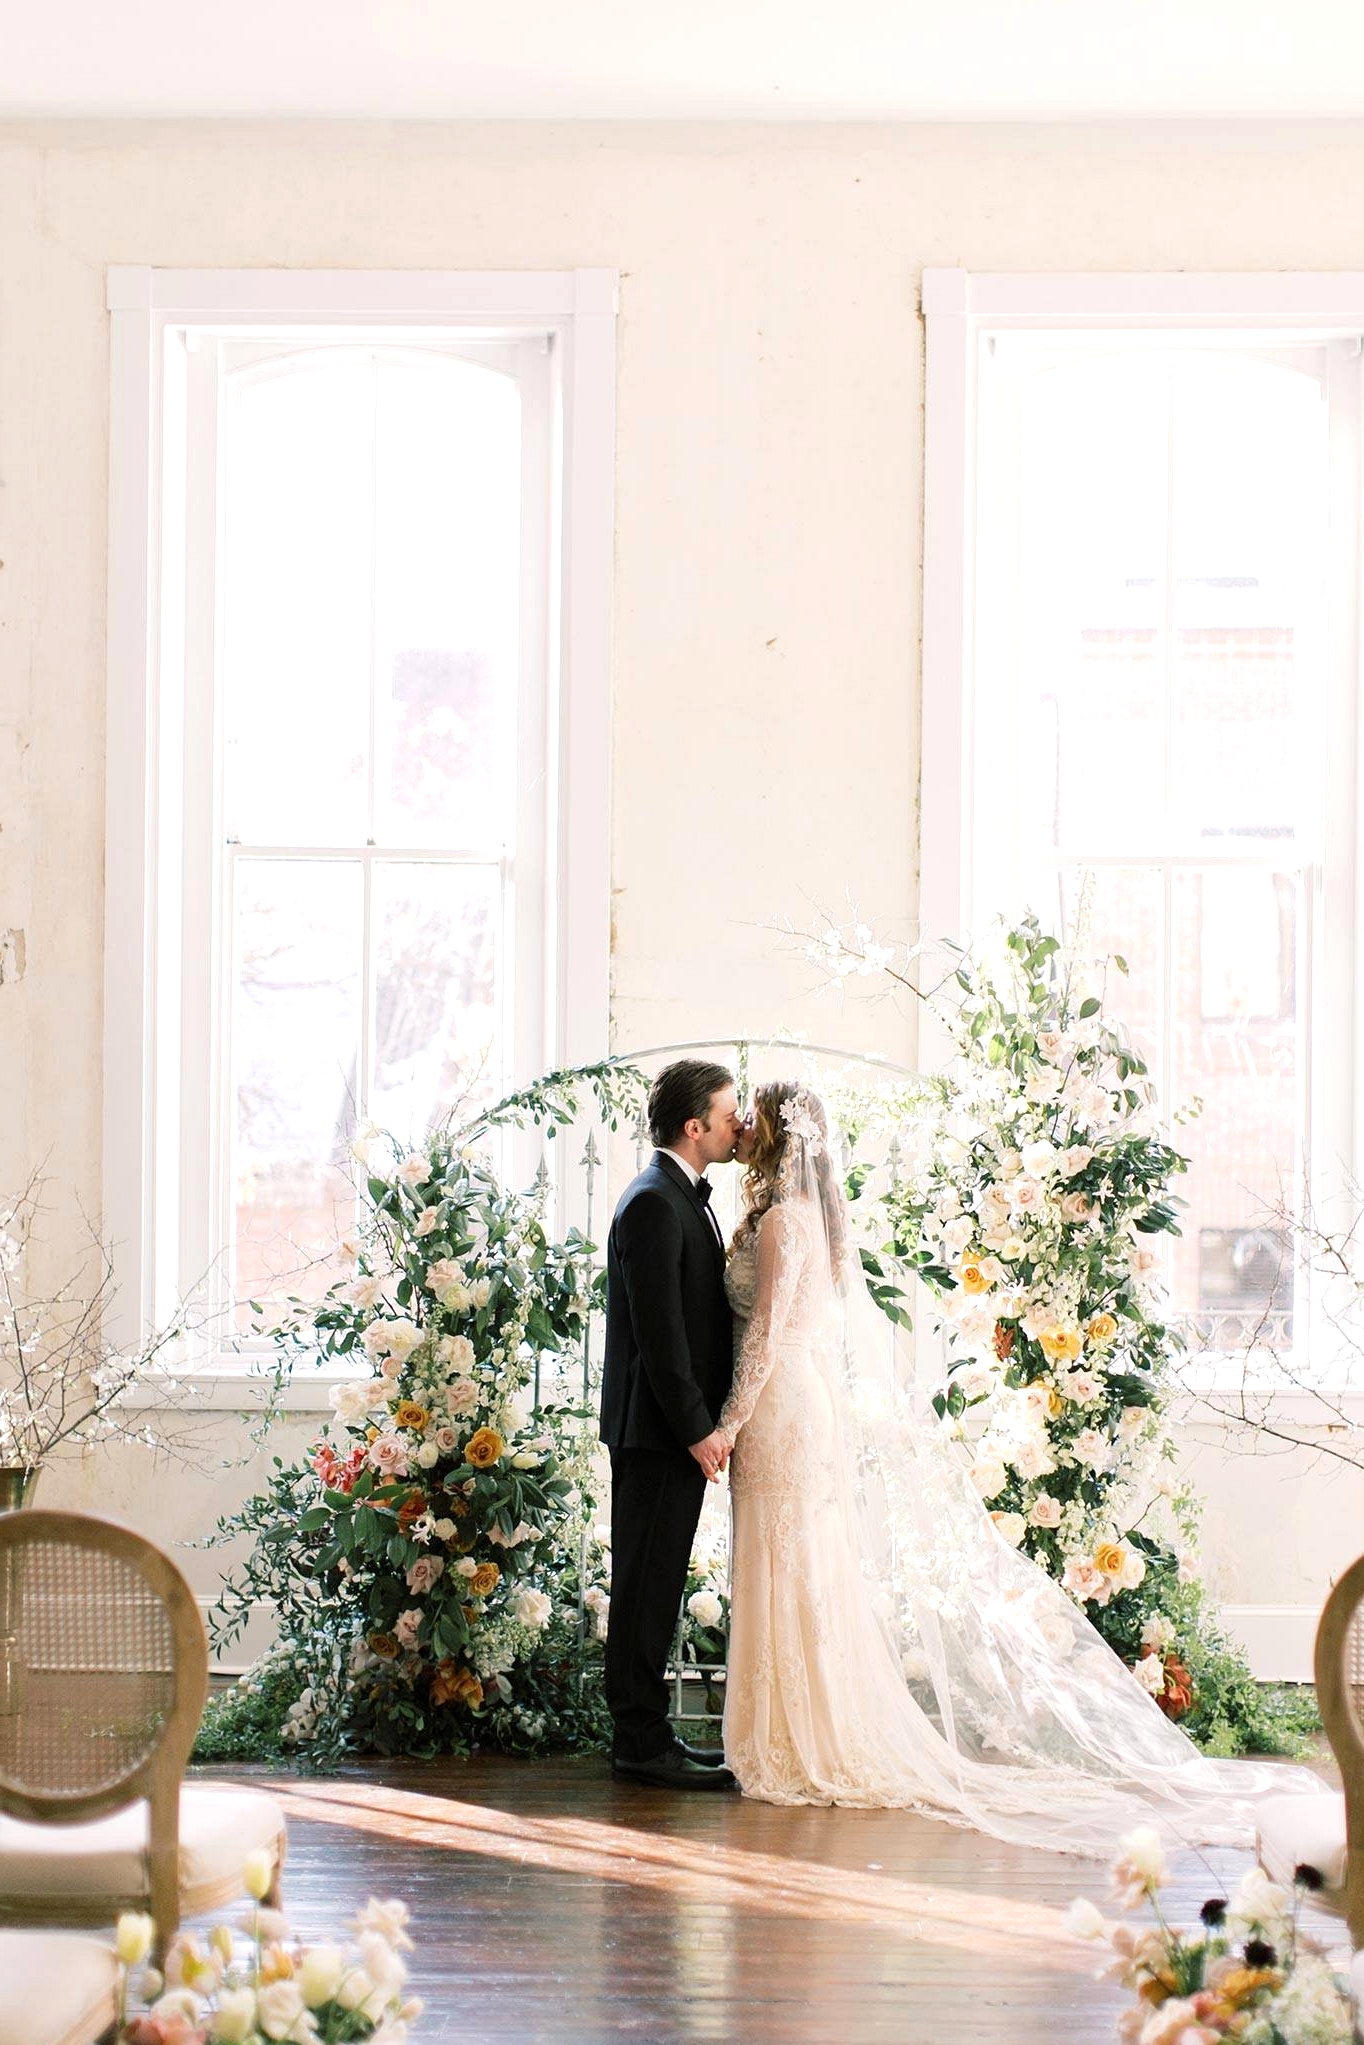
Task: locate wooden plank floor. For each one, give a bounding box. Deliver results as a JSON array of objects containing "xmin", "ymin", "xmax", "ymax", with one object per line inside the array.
[{"xmin": 203, "ymin": 1755, "xmax": 1346, "ymax": 2045}]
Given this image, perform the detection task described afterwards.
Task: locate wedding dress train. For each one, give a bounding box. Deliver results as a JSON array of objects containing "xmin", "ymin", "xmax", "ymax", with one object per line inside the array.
[{"xmin": 716, "ymin": 1162, "xmax": 1330, "ymax": 1858}]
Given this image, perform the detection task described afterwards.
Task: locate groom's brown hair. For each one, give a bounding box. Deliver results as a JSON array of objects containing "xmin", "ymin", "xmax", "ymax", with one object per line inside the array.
[{"xmin": 648, "ymin": 1059, "xmax": 735, "ymax": 1149}]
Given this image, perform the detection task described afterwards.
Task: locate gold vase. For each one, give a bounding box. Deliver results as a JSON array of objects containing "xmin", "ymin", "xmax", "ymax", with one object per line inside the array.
[
  {"xmin": 0, "ymin": 1464, "xmax": 38, "ymax": 1717},
  {"xmin": 0, "ymin": 1466, "xmax": 40, "ymax": 1513}
]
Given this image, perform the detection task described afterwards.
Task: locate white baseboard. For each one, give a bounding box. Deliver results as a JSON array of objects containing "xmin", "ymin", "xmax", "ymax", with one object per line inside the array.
[
  {"xmin": 201, "ymin": 1597, "xmax": 277, "ymax": 1678},
  {"xmin": 1218, "ymin": 1605, "xmax": 1318, "ymax": 1684}
]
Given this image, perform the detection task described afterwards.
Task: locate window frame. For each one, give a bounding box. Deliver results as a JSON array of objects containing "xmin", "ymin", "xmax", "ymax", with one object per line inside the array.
[
  {"xmin": 104, "ymin": 268, "xmax": 617, "ymax": 1368},
  {"xmin": 920, "ymin": 269, "xmax": 1364, "ymax": 1386}
]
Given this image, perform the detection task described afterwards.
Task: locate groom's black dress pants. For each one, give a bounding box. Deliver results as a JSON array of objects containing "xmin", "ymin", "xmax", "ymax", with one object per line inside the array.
[{"xmin": 605, "ymin": 1445, "xmax": 707, "ymax": 1762}]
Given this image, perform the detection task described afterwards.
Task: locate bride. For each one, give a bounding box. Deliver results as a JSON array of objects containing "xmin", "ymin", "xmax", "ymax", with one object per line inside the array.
[{"xmin": 714, "ymin": 1079, "xmax": 1328, "ymax": 1855}]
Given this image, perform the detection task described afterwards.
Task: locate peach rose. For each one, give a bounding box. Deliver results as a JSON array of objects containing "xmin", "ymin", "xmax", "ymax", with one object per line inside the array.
[
  {"xmin": 468, "ymin": 1561, "xmax": 501, "ymax": 1598},
  {"xmin": 465, "ymin": 1427, "xmax": 505, "ymax": 1469}
]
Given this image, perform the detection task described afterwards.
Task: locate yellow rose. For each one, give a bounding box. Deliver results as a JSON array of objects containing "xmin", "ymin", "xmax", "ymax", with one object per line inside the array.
[
  {"xmin": 1085, "ymin": 1312, "xmax": 1119, "ymax": 1346},
  {"xmin": 469, "ymin": 1561, "xmax": 501, "ymax": 1598},
  {"xmin": 1038, "ymin": 1325, "xmax": 1084, "ymax": 1365},
  {"xmin": 465, "ymin": 1426, "xmax": 505, "ymax": 1469},
  {"xmin": 1094, "ymin": 1542, "xmax": 1126, "ymax": 1578},
  {"xmin": 394, "ymin": 1400, "xmax": 430, "ymax": 1432},
  {"xmin": 957, "ymin": 1258, "xmax": 992, "ymax": 1296}
]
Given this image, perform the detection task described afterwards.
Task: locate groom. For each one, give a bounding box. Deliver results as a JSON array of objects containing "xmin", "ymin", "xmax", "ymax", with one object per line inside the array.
[{"xmin": 600, "ymin": 1059, "xmax": 741, "ymax": 1789}]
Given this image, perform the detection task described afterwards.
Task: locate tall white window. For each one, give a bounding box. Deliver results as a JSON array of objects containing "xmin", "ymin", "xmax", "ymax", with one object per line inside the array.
[
  {"xmin": 922, "ymin": 274, "xmax": 1363, "ymax": 1369},
  {"xmin": 106, "ymin": 272, "xmax": 616, "ymax": 1359}
]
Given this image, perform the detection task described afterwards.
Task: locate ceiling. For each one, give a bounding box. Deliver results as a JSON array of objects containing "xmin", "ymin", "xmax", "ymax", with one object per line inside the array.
[{"xmin": 6, "ymin": 0, "xmax": 1364, "ymax": 122}]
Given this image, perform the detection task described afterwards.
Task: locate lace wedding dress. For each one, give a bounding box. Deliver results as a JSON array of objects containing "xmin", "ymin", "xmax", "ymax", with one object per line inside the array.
[{"xmin": 716, "ymin": 1095, "xmax": 1331, "ymax": 1856}]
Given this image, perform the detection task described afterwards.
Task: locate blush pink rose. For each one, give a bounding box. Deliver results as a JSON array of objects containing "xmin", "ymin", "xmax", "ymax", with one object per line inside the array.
[
  {"xmin": 406, "ymin": 1555, "xmax": 445, "ymax": 1595},
  {"xmin": 368, "ymin": 1435, "xmax": 410, "ymax": 1479}
]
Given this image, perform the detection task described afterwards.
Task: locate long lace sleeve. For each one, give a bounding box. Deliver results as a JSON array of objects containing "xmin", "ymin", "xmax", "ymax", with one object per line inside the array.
[{"xmin": 718, "ymin": 1205, "xmax": 808, "ymax": 1447}]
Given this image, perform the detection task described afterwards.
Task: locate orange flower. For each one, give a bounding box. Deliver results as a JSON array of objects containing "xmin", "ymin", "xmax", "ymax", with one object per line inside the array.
[
  {"xmin": 465, "ymin": 1427, "xmax": 505, "ymax": 1469},
  {"xmin": 259, "ymin": 1943, "xmax": 295, "ymax": 1984},
  {"xmin": 394, "ymin": 1400, "xmax": 430, "ymax": 1432},
  {"xmin": 431, "ymin": 1660, "xmax": 484, "ymax": 1709},
  {"xmin": 993, "ymin": 1322, "xmax": 1016, "ymax": 1360},
  {"xmin": 368, "ymin": 1632, "xmax": 400, "ymax": 1659},
  {"xmin": 1157, "ymin": 1654, "xmax": 1194, "ymax": 1720},
  {"xmin": 469, "ymin": 1561, "xmax": 501, "ymax": 1598},
  {"xmin": 1085, "ymin": 1311, "xmax": 1119, "ymax": 1346},
  {"xmin": 1094, "ymin": 1542, "xmax": 1126, "ymax": 1578},
  {"xmin": 397, "ymin": 1491, "xmax": 428, "ymax": 1528}
]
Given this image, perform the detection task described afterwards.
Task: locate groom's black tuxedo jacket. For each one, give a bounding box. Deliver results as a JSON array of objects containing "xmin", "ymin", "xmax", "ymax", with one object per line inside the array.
[{"xmin": 600, "ymin": 1151, "xmax": 735, "ymax": 1454}]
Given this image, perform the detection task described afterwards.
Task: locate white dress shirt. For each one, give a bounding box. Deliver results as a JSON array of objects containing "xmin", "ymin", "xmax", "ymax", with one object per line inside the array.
[{"xmin": 659, "ymin": 1148, "xmax": 725, "ymax": 1249}]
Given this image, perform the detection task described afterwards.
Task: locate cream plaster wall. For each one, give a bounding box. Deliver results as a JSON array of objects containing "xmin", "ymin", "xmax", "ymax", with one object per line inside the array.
[{"xmin": 2, "ymin": 117, "xmax": 1362, "ymax": 1669}]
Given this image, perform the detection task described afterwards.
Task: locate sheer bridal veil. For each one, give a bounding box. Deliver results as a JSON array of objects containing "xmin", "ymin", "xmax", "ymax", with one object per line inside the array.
[{"xmin": 772, "ymin": 1085, "xmax": 1329, "ymax": 1857}]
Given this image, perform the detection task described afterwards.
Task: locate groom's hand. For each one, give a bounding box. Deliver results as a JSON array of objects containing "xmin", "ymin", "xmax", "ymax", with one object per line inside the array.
[{"xmin": 688, "ymin": 1429, "xmax": 730, "ymax": 1482}]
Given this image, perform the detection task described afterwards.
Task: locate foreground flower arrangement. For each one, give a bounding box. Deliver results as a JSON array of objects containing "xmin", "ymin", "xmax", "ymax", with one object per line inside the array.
[
  {"xmin": 114, "ymin": 1854, "xmax": 419, "ymax": 2043},
  {"xmin": 200, "ymin": 1067, "xmax": 636, "ymax": 1766},
  {"xmin": 1067, "ymin": 1828, "xmax": 1353, "ymax": 2044}
]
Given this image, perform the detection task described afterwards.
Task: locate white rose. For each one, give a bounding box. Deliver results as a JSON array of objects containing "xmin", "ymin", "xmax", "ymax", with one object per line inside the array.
[
  {"xmin": 1117, "ymin": 1547, "xmax": 1147, "ymax": 1591},
  {"xmin": 416, "ymin": 1441, "xmax": 439, "ymax": 1469},
  {"xmin": 396, "ymin": 1153, "xmax": 431, "ymax": 1187},
  {"xmin": 454, "ymin": 1556, "xmax": 478, "ymax": 1578},
  {"xmin": 996, "ymin": 1148, "xmax": 1024, "ymax": 1180},
  {"xmin": 512, "ymin": 1586, "xmax": 553, "ymax": 1629},
  {"xmin": 342, "ymin": 1275, "xmax": 384, "ymax": 1309},
  {"xmin": 1070, "ymin": 1429, "xmax": 1111, "ymax": 1472},
  {"xmin": 1028, "ymin": 1493, "xmax": 1062, "ymax": 1529},
  {"xmin": 298, "ymin": 1942, "xmax": 347, "ymax": 2007},
  {"xmin": 1229, "ymin": 1865, "xmax": 1289, "ymax": 1930},
  {"xmin": 942, "ymin": 1215, "xmax": 975, "ymax": 1255},
  {"xmin": 432, "ymin": 1518, "xmax": 456, "ymax": 1541},
  {"xmin": 1036, "ymin": 1030, "xmax": 1070, "ymax": 1064},
  {"xmin": 1021, "ymin": 1141, "xmax": 1059, "ymax": 1179},
  {"xmin": 1061, "ymin": 1371, "xmax": 1102, "ymax": 1406},
  {"xmin": 935, "ymin": 1190, "xmax": 962, "ymax": 1221},
  {"xmin": 990, "ymin": 1511, "xmax": 1026, "ymax": 1547},
  {"xmin": 211, "ymin": 1988, "xmax": 259, "ymax": 2044},
  {"xmin": 511, "ymin": 1451, "xmax": 542, "ymax": 1470},
  {"xmin": 413, "ymin": 1208, "xmax": 442, "ymax": 1238},
  {"xmin": 959, "ymin": 1366, "xmax": 995, "ymax": 1400},
  {"xmin": 939, "ymin": 1136, "xmax": 969, "ymax": 1168},
  {"xmin": 1007, "ymin": 1177, "xmax": 1045, "ymax": 1216},
  {"xmin": 1119, "ymin": 1406, "xmax": 1149, "ymax": 1437},
  {"xmin": 969, "ymin": 1458, "xmax": 1007, "ymax": 1501},
  {"xmin": 686, "ymin": 1589, "xmax": 724, "ymax": 1628},
  {"xmin": 470, "ymin": 1278, "xmax": 493, "ymax": 1308},
  {"xmin": 1134, "ymin": 1651, "xmax": 1165, "ymax": 1697},
  {"xmin": 1011, "ymin": 1438, "xmax": 1055, "ymax": 1481},
  {"xmin": 1059, "ymin": 1144, "xmax": 1093, "ymax": 1178},
  {"xmin": 1024, "ymin": 1067, "xmax": 1063, "ymax": 1103}
]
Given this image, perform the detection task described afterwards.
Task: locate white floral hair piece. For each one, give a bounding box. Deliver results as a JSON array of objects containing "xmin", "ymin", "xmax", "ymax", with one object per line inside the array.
[{"xmin": 779, "ymin": 1091, "xmax": 825, "ymax": 1157}]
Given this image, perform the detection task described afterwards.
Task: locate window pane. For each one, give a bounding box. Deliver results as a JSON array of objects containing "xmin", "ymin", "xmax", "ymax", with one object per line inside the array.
[
  {"xmin": 233, "ymin": 859, "xmax": 362, "ymax": 1322},
  {"xmin": 371, "ymin": 861, "xmax": 502, "ymax": 1144},
  {"xmin": 1171, "ymin": 867, "xmax": 1298, "ymax": 1348},
  {"xmin": 1051, "ymin": 866, "xmax": 1164, "ymax": 1067},
  {"xmin": 374, "ymin": 357, "xmax": 521, "ymax": 849},
  {"xmin": 1013, "ymin": 358, "xmax": 1167, "ymax": 853},
  {"xmin": 1170, "ymin": 357, "xmax": 1326, "ymax": 845},
  {"xmin": 222, "ymin": 358, "xmax": 373, "ymax": 845}
]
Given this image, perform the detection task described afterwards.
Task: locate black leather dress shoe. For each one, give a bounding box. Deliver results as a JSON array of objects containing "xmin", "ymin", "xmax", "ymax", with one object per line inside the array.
[
  {"xmin": 612, "ymin": 1747, "xmax": 737, "ymax": 1791},
  {"xmin": 673, "ymin": 1737, "xmax": 728, "ymax": 1767}
]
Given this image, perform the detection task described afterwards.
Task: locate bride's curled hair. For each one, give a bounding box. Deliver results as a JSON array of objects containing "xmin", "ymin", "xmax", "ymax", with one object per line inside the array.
[{"xmin": 734, "ymin": 1080, "xmax": 848, "ymax": 1279}]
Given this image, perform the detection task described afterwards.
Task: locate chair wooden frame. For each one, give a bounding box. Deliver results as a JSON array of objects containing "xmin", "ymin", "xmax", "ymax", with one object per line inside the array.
[
  {"xmin": 1313, "ymin": 1550, "xmax": 1364, "ymax": 1945},
  {"xmin": 0, "ymin": 1509, "xmax": 281, "ymax": 1949}
]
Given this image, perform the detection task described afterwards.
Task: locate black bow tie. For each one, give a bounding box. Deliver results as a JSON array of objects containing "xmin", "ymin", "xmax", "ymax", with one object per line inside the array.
[{"xmin": 694, "ymin": 1178, "xmax": 713, "ymax": 1207}]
